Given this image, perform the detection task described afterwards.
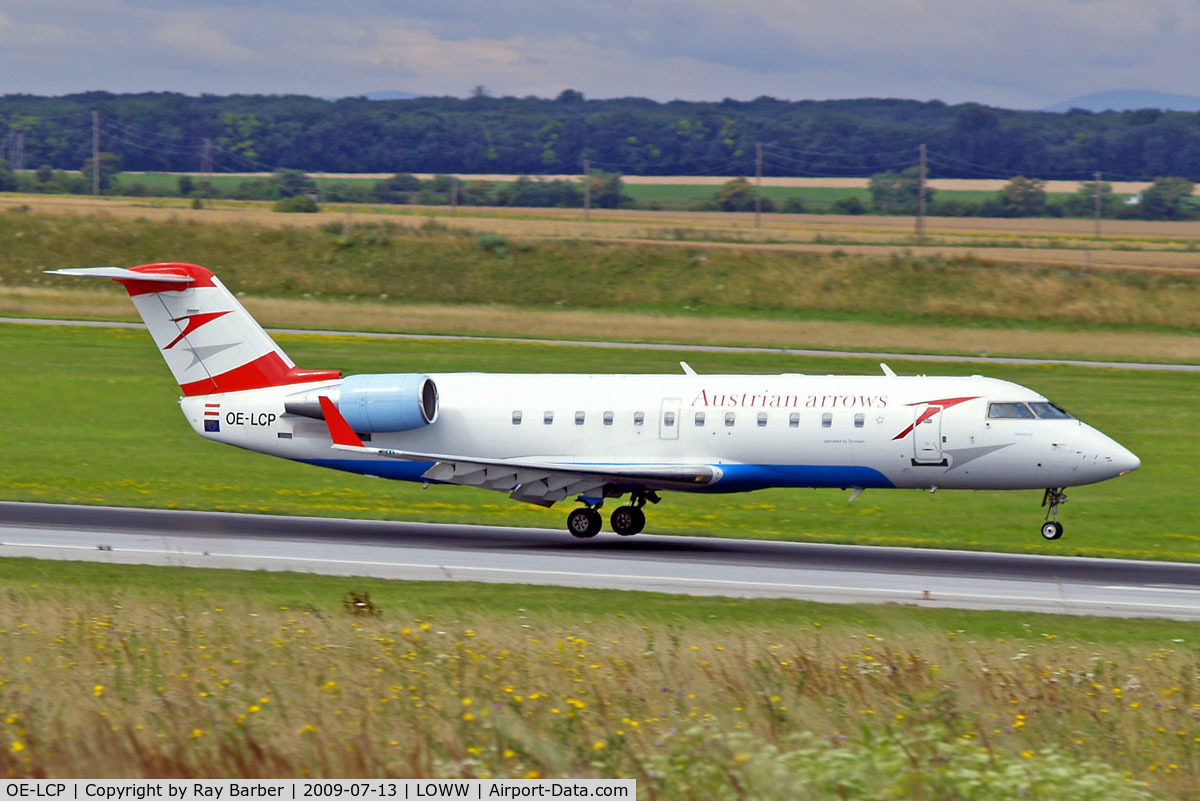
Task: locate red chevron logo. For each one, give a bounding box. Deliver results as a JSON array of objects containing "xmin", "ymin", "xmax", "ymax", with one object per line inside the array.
[
  {"xmin": 892, "ymin": 396, "xmax": 980, "ymax": 440},
  {"xmin": 164, "ymin": 310, "xmax": 232, "ymax": 349}
]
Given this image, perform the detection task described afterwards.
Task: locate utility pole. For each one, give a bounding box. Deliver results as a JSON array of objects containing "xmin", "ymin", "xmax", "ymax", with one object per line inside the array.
[
  {"xmin": 91, "ymin": 111, "xmax": 100, "ymax": 196},
  {"xmin": 915, "ymin": 143, "xmax": 927, "ymax": 238},
  {"xmin": 582, "ymin": 158, "xmax": 591, "ymax": 221},
  {"xmin": 1093, "ymin": 171, "xmax": 1102, "ymax": 239},
  {"xmin": 201, "ymin": 138, "xmax": 213, "ymax": 202},
  {"xmin": 14, "ymin": 132, "xmax": 25, "ymax": 171},
  {"xmin": 754, "ymin": 141, "xmax": 762, "ymax": 229}
]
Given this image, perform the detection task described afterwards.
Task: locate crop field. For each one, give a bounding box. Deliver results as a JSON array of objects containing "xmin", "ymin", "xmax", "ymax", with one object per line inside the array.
[
  {"xmin": 0, "ymin": 323, "xmax": 1192, "ymax": 561},
  {"xmin": 5, "ymin": 195, "xmax": 1200, "ymax": 279},
  {"xmin": 3, "ymin": 207, "xmax": 1200, "ymax": 365},
  {"xmin": 0, "ymin": 557, "xmax": 1196, "ymax": 795}
]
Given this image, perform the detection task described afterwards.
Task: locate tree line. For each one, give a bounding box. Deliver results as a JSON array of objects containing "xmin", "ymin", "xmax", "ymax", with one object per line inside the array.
[{"xmin": 4, "ymin": 91, "xmax": 1200, "ymax": 180}]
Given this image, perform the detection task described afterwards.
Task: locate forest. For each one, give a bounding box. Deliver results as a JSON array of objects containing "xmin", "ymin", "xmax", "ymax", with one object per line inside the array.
[{"xmin": 3, "ymin": 90, "xmax": 1200, "ymax": 181}]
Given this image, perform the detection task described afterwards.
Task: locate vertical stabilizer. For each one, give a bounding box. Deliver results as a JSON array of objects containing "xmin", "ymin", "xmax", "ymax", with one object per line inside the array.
[{"xmin": 46, "ymin": 263, "xmax": 340, "ymax": 394}]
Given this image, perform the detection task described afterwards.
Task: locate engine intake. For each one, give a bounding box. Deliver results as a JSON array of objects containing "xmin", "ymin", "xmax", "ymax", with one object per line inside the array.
[{"xmin": 285, "ymin": 373, "xmax": 438, "ymax": 432}]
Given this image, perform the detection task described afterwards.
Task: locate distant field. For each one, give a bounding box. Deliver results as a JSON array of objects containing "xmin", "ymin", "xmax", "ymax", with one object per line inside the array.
[
  {"xmin": 1, "ymin": 324, "xmax": 1191, "ymax": 561},
  {"xmin": 113, "ymin": 172, "xmax": 1097, "ymax": 211},
  {"xmin": 3, "ymin": 203, "xmax": 1199, "ymax": 371}
]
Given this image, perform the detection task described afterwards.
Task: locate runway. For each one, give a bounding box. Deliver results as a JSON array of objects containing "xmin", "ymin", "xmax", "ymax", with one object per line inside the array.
[{"xmin": 2, "ymin": 502, "xmax": 1199, "ymax": 620}]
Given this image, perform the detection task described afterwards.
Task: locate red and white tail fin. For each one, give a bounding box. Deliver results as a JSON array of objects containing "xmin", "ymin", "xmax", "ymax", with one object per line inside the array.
[{"xmin": 46, "ymin": 263, "xmax": 340, "ymax": 395}]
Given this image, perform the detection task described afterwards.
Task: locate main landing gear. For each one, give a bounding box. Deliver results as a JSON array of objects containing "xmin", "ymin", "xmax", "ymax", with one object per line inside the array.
[
  {"xmin": 1040, "ymin": 487, "xmax": 1067, "ymax": 540},
  {"xmin": 566, "ymin": 492, "xmax": 658, "ymax": 538}
]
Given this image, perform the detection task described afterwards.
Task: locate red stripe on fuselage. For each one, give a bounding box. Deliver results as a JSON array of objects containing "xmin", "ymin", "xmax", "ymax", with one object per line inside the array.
[{"xmin": 178, "ymin": 352, "xmax": 341, "ymax": 396}]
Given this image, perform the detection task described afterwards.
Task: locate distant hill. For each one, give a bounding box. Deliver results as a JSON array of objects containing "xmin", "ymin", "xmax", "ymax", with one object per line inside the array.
[{"xmin": 1045, "ymin": 90, "xmax": 1200, "ymax": 113}]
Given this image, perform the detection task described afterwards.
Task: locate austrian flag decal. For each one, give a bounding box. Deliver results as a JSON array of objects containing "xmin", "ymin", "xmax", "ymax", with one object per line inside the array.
[{"xmin": 203, "ymin": 402, "xmax": 220, "ymax": 432}]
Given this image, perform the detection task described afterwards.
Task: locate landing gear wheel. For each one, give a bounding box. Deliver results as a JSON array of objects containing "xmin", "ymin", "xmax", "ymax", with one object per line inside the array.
[
  {"xmin": 1040, "ymin": 521, "xmax": 1064, "ymax": 540},
  {"xmin": 1040, "ymin": 487, "xmax": 1068, "ymax": 541},
  {"xmin": 610, "ymin": 506, "xmax": 646, "ymax": 536},
  {"xmin": 567, "ymin": 508, "xmax": 602, "ymax": 539}
]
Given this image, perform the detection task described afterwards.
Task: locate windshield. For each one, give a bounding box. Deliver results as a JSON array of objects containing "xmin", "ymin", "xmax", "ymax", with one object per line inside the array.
[
  {"xmin": 988, "ymin": 401, "xmax": 1074, "ymax": 420},
  {"xmin": 1028, "ymin": 401, "xmax": 1073, "ymax": 419}
]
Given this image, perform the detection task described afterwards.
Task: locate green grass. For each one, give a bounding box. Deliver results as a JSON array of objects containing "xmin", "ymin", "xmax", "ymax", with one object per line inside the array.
[
  {"xmin": 4, "ymin": 557, "xmax": 1193, "ymax": 645},
  {"xmin": 1, "ymin": 323, "xmax": 1193, "ymax": 561}
]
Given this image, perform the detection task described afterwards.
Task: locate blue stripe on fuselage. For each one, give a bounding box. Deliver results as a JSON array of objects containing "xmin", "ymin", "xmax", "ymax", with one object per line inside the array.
[
  {"xmin": 705, "ymin": 463, "xmax": 894, "ymax": 492},
  {"xmin": 299, "ymin": 458, "xmax": 438, "ymax": 482},
  {"xmin": 297, "ymin": 459, "xmax": 894, "ymax": 492}
]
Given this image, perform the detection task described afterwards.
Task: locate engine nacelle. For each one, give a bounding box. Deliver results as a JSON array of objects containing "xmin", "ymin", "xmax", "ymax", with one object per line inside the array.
[{"xmin": 285, "ymin": 373, "xmax": 438, "ymax": 432}]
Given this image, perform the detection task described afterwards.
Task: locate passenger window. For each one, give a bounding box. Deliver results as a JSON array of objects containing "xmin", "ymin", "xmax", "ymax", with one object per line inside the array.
[
  {"xmin": 988, "ymin": 402, "xmax": 1035, "ymax": 419},
  {"xmin": 821, "ymin": 413, "xmax": 832, "ymax": 428},
  {"xmin": 544, "ymin": 411, "xmax": 554, "ymax": 425},
  {"xmin": 575, "ymin": 411, "xmax": 585, "ymax": 425},
  {"xmin": 789, "ymin": 412, "xmax": 800, "ymax": 428},
  {"xmin": 1028, "ymin": 402, "xmax": 1072, "ymax": 419},
  {"xmin": 664, "ymin": 411, "xmax": 676, "ymax": 426},
  {"xmin": 757, "ymin": 412, "xmax": 768, "ymax": 427},
  {"xmin": 725, "ymin": 412, "xmax": 735, "ymax": 427},
  {"xmin": 694, "ymin": 411, "xmax": 705, "ymax": 426},
  {"xmin": 854, "ymin": 413, "xmax": 864, "ymax": 428},
  {"xmin": 603, "ymin": 411, "xmax": 614, "ymax": 426},
  {"xmin": 634, "ymin": 412, "xmax": 645, "ymax": 426},
  {"xmin": 512, "ymin": 411, "xmax": 522, "ymax": 425}
]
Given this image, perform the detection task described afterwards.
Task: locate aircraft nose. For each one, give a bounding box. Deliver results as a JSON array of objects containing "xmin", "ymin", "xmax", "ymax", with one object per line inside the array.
[{"xmin": 1112, "ymin": 445, "xmax": 1140, "ymax": 476}]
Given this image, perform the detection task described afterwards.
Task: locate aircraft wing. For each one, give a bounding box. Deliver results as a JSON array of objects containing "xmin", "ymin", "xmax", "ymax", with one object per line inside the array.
[
  {"xmin": 332, "ymin": 442, "xmax": 720, "ymax": 506},
  {"xmin": 317, "ymin": 396, "xmax": 718, "ymax": 506}
]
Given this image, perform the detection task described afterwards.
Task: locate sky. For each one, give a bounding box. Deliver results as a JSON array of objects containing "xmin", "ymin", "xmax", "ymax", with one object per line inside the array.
[{"xmin": 2, "ymin": 0, "xmax": 1199, "ymax": 109}]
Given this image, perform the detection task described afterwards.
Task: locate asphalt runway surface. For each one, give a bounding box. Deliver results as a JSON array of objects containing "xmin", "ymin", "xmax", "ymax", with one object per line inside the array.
[{"xmin": 2, "ymin": 502, "xmax": 1198, "ymax": 620}]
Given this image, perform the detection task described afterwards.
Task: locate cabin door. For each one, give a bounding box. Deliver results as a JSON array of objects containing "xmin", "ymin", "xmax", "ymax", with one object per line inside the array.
[{"xmin": 912, "ymin": 405, "xmax": 945, "ymax": 464}]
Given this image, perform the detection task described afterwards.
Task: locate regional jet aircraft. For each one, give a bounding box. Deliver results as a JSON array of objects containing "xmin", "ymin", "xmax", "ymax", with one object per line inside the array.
[{"xmin": 49, "ymin": 263, "xmax": 1140, "ymax": 540}]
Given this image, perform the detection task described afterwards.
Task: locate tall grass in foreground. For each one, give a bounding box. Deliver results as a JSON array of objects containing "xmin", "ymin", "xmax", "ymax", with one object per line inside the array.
[{"xmin": 0, "ymin": 588, "xmax": 1194, "ymax": 798}]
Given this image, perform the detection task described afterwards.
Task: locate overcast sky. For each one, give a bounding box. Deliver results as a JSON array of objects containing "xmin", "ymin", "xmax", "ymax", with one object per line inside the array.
[{"xmin": 2, "ymin": 0, "xmax": 1198, "ymax": 109}]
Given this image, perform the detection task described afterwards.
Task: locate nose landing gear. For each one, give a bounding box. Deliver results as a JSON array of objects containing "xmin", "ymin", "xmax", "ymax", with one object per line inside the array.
[{"xmin": 1040, "ymin": 487, "xmax": 1067, "ymax": 540}]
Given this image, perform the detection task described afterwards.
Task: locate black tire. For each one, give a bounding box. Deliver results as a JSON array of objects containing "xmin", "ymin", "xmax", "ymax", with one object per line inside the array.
[
  {"xmin": 610, "ymin": 506, "xmax": 646, "ymax": 536},
  {"xmin": 1040, "ymin": 521, "xmax": 1064, "ymax": 540},
  {"xmin": 567, "ymin": 507, "xmax": 602, "ymax": 538}
]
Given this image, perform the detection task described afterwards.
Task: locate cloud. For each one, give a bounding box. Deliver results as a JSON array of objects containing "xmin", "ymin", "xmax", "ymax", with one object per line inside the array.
[
  {"xmin": 151, "ymin": 13, "xmax": 256, "ymax": 63},
  {"xmin": 3, "ymin": 0, "xmax": 1200, "ymax": 107}
]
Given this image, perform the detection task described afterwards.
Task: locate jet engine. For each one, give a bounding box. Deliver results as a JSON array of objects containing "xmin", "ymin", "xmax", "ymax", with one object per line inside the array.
[{"xmin": 285, "ymin": 373, "xmax": 438, "ymax": 432}]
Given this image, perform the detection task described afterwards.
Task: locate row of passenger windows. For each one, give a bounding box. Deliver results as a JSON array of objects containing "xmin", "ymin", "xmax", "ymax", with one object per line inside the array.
[{"xmin": 512, "ymin": 410, "xmax": 867, "ymax": 428}]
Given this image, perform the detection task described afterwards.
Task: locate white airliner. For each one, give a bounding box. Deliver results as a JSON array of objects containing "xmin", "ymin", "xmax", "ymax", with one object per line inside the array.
[{"xmin": 49, "ymin": 263, "xmax": 1140, "ymax": 541}]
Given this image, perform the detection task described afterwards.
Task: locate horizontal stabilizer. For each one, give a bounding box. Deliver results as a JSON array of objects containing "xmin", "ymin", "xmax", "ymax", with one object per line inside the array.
[{"xmin": 45, "ymin": 267, "xmax": 195, "ymax": 283}]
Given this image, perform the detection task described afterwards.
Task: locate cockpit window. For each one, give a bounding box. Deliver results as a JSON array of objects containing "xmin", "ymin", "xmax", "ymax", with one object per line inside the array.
[
  {"xmin": 1028, "ymin": 402, "xmax": 1073, "ymax": 419},
  {"xmin": 988, "ymin": 402, "xmax": 1036, "ymax": 419}
]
